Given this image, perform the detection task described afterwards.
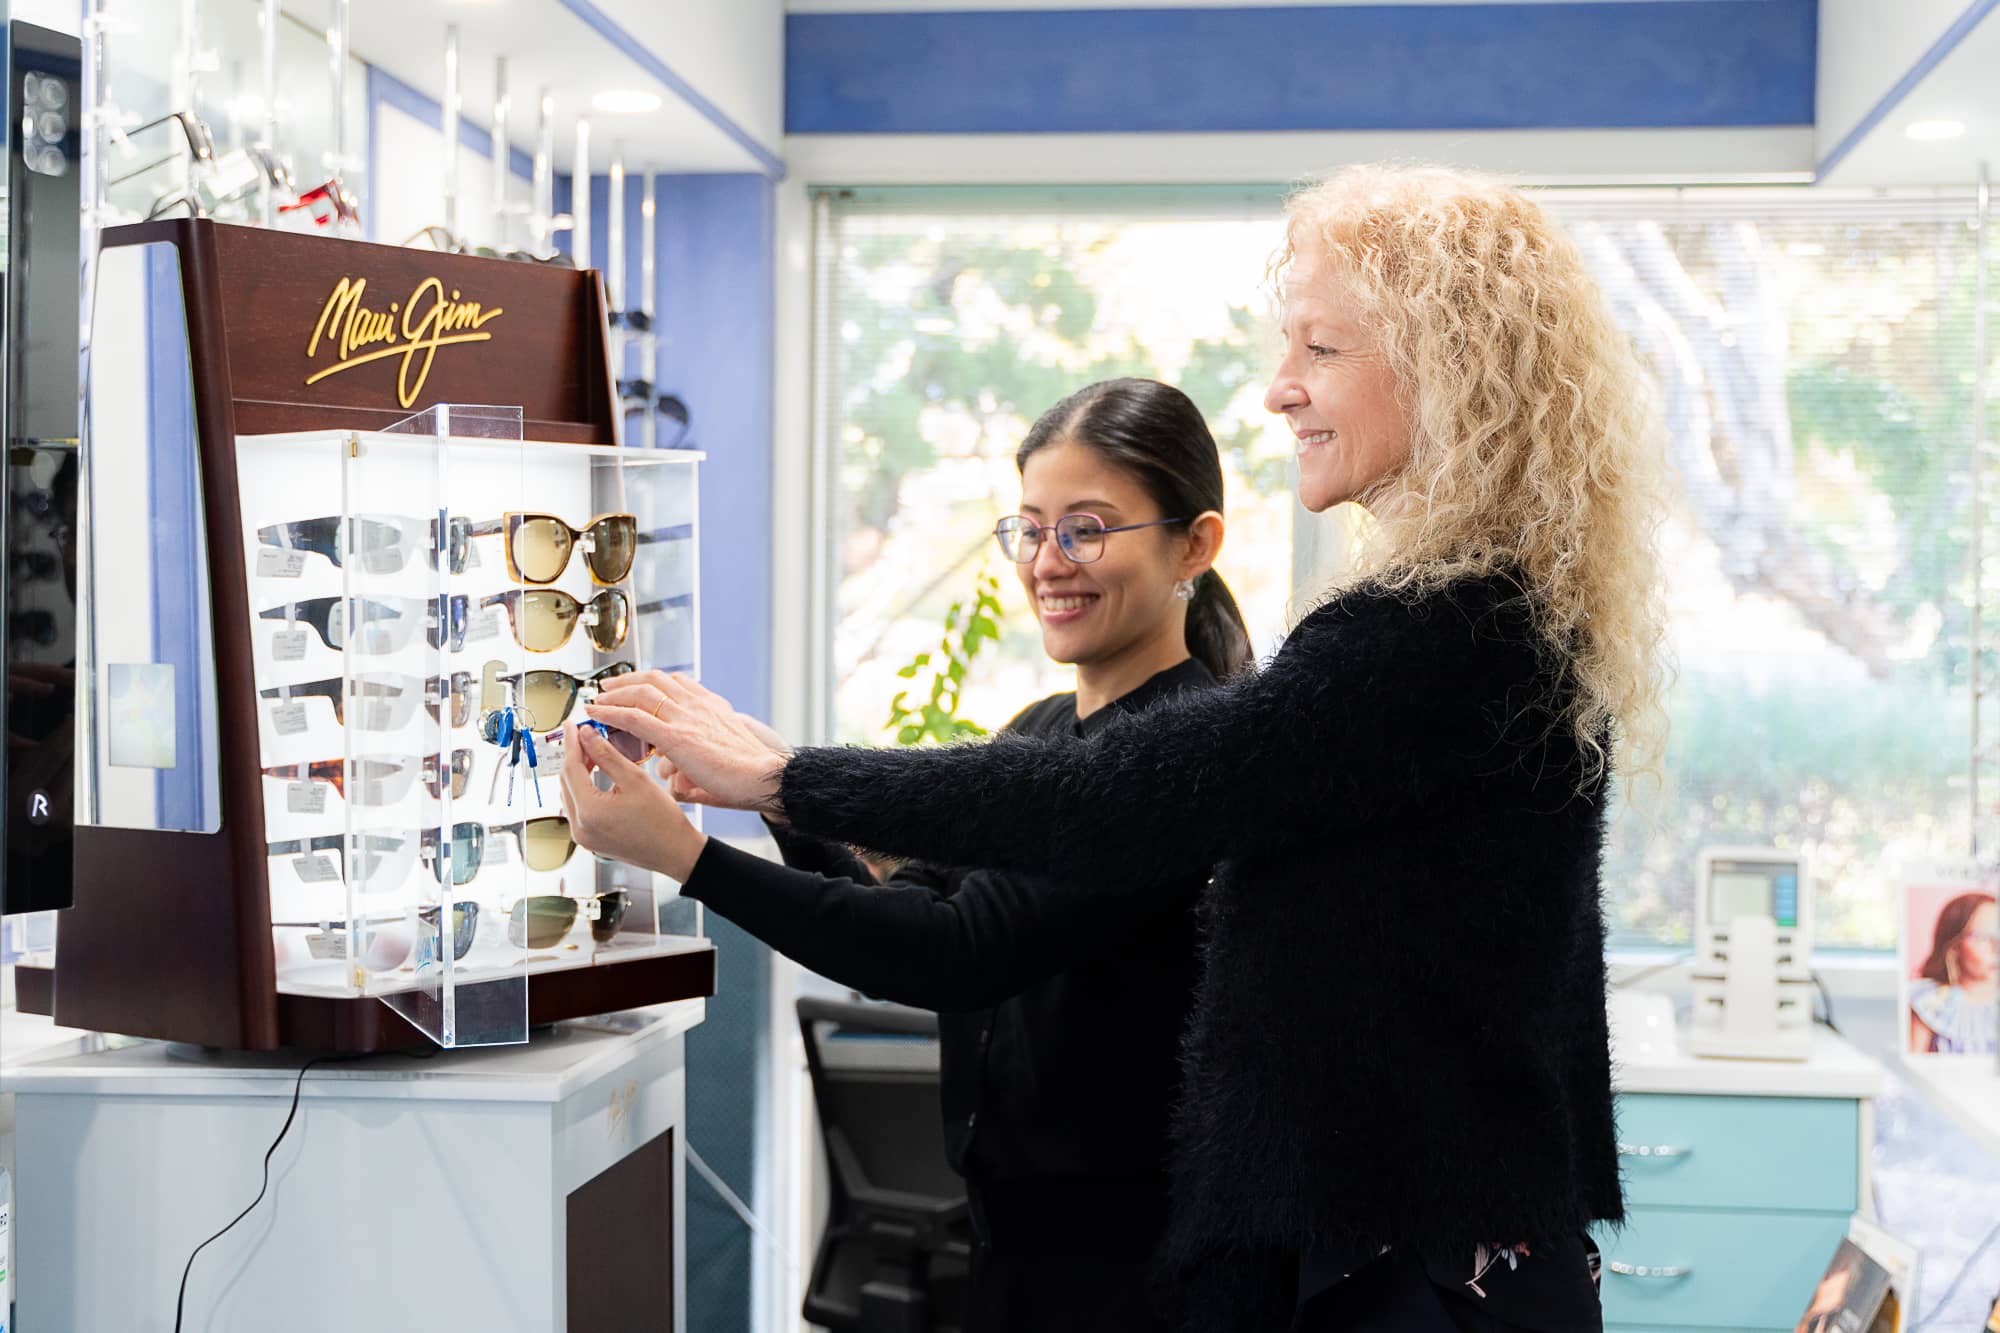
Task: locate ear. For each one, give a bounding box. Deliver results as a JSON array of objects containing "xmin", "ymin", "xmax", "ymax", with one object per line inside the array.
[{"xmin": 1179, "ymin": 510, "xmax": 1225, "ymax": 581}]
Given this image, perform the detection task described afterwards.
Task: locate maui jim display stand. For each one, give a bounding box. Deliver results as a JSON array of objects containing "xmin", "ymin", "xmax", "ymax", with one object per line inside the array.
[
  {"xmin": 3, "ymin": 219, "xmax": 713, "ymax": 1331},
  {"xmin": 22, "ymin": 218, "xmax": 715, "ymax": 1052}
]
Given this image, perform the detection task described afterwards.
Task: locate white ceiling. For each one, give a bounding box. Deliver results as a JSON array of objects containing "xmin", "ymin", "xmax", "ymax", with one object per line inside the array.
[
  {"xmin": 1819, "ymin": 10, "xmax": 2000, "ymax": 188},
  {"xmin": 332, "ymin": 0, "xmax": 770, "ymax": 175}
]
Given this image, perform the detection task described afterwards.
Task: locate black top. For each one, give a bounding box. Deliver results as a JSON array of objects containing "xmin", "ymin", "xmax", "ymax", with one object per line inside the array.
[
  {"xmin": 683, "ymin": 658, "xmax": 1214, "ymax": 1259},
  {"xmin": 777, "ymin": 574, "xmax": 1624, "ymax": 1332}
]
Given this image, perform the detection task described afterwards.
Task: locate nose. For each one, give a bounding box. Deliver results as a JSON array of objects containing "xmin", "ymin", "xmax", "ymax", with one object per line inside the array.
[
  {"xmin": 1264, "ymin": 358, "xmax": 1306, "ymax": 416},
  {"xmin": 1030, "ymin": 529, "xmax": 1076, "ymax": 581}
]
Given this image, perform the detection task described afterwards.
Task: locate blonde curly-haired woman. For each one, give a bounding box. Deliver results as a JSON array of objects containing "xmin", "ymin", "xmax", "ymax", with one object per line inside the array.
[{"xmin": 566, "ymin": 164, "xmax": 1671, "ymax": 1333}]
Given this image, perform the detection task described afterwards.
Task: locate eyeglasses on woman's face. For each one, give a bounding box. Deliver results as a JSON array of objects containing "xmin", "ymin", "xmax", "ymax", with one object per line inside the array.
[{"xmin": 992, "ymin": 512, "xmax": 1188, "ymax": 565}]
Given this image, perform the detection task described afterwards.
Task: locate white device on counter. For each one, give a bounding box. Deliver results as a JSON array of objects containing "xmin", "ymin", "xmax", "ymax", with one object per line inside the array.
[{"xmin": 1687, "ymin": 847, "xmax": 1815, "ymax": 1061}]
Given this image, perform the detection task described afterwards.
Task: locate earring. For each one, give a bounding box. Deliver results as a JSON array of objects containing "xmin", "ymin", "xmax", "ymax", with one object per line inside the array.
[{"xmin": 1174, "ymin": 578, "xmax": 1196, "ymax": 602}]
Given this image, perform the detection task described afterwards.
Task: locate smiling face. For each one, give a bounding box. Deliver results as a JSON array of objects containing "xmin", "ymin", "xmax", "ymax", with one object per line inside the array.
[
  {"xmin": 1013, "ymin": 439, "xmax": 1192, "ymax": 670},
  {"xmin": 1263, "ymin": 233, "xmax": 1414, "ymax": 513}
]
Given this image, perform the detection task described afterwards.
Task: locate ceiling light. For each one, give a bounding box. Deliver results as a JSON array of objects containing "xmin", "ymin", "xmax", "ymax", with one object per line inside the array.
[
  {"xmin": 1904, "ymin": 119, "xmax": 1966, "ymax": 142},
  {"xmin": 591, "ymin": 89, "xmax": 662, "ymax": 115}
]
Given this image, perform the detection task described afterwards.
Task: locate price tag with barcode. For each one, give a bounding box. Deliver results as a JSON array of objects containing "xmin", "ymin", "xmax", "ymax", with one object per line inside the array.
[
  {"xmin": 271, "ymin": 629, "xmax": 311, "ymax": 662},
  {"xmin": 291, "ymin": 853, "xmax": 339, "ymax": 883},
  {"xmin": 286, "ymin": 781, "xmax": 329, "ymax": 815},
  {"xmin": 256, "ymin": 548, "xmax": 308, "ymax": 579},
  {"xmin": 270, "ymin": 701, "xmax": 310, "ymax": 736}
]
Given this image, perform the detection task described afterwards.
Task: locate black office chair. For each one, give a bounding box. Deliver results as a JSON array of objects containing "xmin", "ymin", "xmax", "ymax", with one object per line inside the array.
[{"xmin": 799, "ymin": 996, "xmax": 972, "ymax": 1333}]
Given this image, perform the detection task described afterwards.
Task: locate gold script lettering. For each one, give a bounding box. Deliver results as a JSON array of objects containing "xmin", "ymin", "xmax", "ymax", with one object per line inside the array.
[{"xmin": 304, "ymin": 274, "xmax": 505, "ymax": 408}]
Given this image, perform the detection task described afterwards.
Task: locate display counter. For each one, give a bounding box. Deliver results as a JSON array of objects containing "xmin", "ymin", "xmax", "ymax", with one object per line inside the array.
[
  {"xmin": 3, "ymin": 999, "xmax": 703, "ymax": 1331},
  {"xmin": 1602, "ymin": 1024, "xmax": 1885, "ymax": 1331}
]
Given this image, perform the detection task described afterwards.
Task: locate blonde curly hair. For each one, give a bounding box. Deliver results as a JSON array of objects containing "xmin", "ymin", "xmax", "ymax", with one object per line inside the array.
[{"xmin": 1281, "ymin": 164, "xmax": 1669, "ymax": 783}]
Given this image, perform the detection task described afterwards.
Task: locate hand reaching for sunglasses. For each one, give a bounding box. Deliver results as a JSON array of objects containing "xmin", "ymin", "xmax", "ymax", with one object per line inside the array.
[
  {"xmin": 586, "ymin": 673, "xmax": 790, "ymax": 815},
  {"xmin": 559, "ymin": 720, "xmax": 708, "ymax": 882}
]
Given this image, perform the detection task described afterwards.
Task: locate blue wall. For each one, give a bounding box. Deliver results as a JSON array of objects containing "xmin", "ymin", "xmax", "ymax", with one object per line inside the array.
[
  {"xmin": 787, "ymin": 0, "xmax": 1817, "ymax": 134},
  {"xmin": 582, "ymin": 168, "xmax": 777, "ymax": 1333}
]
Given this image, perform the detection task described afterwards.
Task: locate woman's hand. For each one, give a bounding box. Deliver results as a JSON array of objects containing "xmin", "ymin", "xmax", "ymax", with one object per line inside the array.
[
  {"xmin": 557, "ymin": 721, "xmax": 708, "ymax": 881},
  {"xmin": 587, "ymin": 674, "xmax": 790, "ymax": 814}
]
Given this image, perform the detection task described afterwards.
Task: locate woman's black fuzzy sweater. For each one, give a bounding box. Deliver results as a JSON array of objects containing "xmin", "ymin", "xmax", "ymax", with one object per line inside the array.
[{"xmin": 778, "ymin": 573, "xmax": 1625, "ymax": 1328}]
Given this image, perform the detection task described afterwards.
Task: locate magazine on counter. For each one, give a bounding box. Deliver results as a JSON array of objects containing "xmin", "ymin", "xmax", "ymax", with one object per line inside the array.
[{"xmin": 1794, "ymin": 1221, "xmax": 1918, "ymax": 1333}]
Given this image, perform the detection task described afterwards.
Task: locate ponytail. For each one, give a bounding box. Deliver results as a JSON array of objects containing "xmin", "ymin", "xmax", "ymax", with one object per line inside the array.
[{"xmin": 1187, "ymin": 569, "xmax": 1254, "ymax": 678}]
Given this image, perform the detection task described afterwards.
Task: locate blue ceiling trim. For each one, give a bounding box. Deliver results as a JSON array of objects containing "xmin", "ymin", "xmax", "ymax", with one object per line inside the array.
[
  {"xmin": 1814, "ymin": 0, "xmax": 1999, "ymax": 178},
  {"xmin": 785, "ymin": 1, "xmax": 1816, "ymax": 135},
  {"xmin": 556, "ymin": 0, "xmax": 786, "ymax": 181}
]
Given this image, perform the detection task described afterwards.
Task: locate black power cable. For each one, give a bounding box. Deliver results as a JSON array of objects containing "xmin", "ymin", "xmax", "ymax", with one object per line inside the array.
[{"xmin": 171, "ymin": 1053, "xmax": 359, "ymax": 1332}]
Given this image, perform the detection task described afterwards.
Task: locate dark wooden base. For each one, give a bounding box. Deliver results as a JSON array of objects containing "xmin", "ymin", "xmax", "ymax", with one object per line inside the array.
[
  {"xmin": 568, "ymin": 1126, "xmax": 676, "ymax": 1327},
  {"xmin": 29, "ymin": 947, "xmax": 713, "ymax": 1054},
  {"xmin": 275, "ymin": 944, "xmax": 717, "ymax": 1053},
  {"xmin": 14, "ymin": 963, "xmax": 53, "ymax": 1016}
]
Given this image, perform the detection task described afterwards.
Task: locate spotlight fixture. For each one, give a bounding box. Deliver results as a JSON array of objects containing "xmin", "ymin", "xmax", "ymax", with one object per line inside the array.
[
  {"xmin": 591, "ymin": 89, "xmax": 662, "ymax": 115},
  {"xmin": 1904, "ymin": 119, "xmax": 1966, "ymax": 142}
]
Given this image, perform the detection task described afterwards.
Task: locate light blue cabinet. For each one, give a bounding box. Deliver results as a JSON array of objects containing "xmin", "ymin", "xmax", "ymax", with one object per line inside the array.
[{"xmin": 1601, "ymin": 1033, "xmax": 1880, "ymax": 1332}]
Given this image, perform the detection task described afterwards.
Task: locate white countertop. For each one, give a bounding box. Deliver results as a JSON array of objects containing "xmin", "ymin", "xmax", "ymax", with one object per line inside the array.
[
  {"xmin": 1896, "ymin": 1056, "xmax": 2000, "ymax": 1158},
  {"xmin": 0, "ymin": 997, "xmax": 705, "ymax": 1104},
  {"xmin": 1613, "ymin": 1022, "xmax": 1885, "ymax": 1099}
]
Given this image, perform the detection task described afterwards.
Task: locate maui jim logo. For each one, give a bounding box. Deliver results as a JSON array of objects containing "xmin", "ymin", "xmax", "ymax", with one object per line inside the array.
[{"xmin": 304, "ymin": 276, "xmax": 505, "ymax": 408}]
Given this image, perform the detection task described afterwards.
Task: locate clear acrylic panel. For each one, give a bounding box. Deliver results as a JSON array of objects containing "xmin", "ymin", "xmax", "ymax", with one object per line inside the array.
[
  {"xmin": 621, "ymin": 452, "xmax": 705, "ymax": 947},
  {"xmin": 79, "ymin": 241, "xmax": 224, "ymax": 834},
  {"xmin": 239, "ymin": 409, "xmax": 706, "ymax": 1046},
  {"xmin": 359, "ymin": 405, "xmax": 531, "ymax": 1047}
]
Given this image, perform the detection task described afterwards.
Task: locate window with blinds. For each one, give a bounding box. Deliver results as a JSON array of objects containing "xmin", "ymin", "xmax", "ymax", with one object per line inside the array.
[{"xmin": 810, "ymin": 186, "xmax": 1997, "ymax": 950}]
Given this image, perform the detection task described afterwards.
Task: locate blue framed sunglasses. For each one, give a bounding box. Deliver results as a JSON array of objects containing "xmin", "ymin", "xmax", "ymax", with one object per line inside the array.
[{"xmin": 993, "ymin": 512, "xmax": 1188, "ymax": 565}]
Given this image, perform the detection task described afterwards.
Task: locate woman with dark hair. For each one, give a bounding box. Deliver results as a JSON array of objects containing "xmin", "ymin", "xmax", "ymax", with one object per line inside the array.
[
  {"xmin": 569, "ymin": 378, "xmax": 1251, "ymax": 1331},
  {"xmin": 1909, "ymin": 891, "xmax": 1997, "ymax": 1054}
]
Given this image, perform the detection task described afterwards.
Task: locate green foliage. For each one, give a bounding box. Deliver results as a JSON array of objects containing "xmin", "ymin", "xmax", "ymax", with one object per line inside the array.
[
  {"xmin": 885, "ymin": 570, "xmax": 1005, "ymax": 745},
  {"xmin": 1602, "ymin": 670, "xmax": 1965, "ymax": 946}
]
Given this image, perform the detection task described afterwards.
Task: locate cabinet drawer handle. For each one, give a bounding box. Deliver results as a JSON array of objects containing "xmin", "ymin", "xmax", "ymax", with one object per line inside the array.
[
  {"xmin": 1608, "ymin": 1260, "xmax": 1693, "ymax": 1280},
  {"xmin": 1616, "ymin": 1141, "xmax": 1691, "ymax": 1159}
]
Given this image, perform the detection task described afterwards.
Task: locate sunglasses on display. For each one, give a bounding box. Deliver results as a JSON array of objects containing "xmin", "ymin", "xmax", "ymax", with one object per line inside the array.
[
  {"xmin": 608, "ymin": 309, "xmax": 653, "ymax": 334},
  {"xmin": 269, "ymin": 822, "xmax": 487, "ymax": 889},
  {"xmin": 480, "ymin": 587, "xmax": 630, "ymax": 653},
  {"xmin": 401, "ymin": 224, "xmax": 576, "ymax": 268},
  {"xmin": 655, "ymin": 394, "xmax": 692, "ymax": 449},
  {"xmin": 261, "ymin": 749, "xmax": 475, "ymax": 805},
  {"xmin": 483, "ymin": 511, "xmax": 637, "ymax": 586},
  {"xmin": 272, "ymin": 901, "xmax": 480, "ymax": 969},
  {"xmin": 992, "ymin": 513, "xmax": 1190, "ymax": 565},
  {"xmin": 260, "ymin": 671, "xmax": 476, "ymax": 732},
  {"xmin": 259, "ymin": 595, "xmax": 473, "ymax": 655},
  {"xmin": 278, "ymin": 176, "xmax": 361, "ymax": 231},
  {"xmin": 507, "ymin": 889, "xmax": 629, "ymax": 948},
  {"xmin": 257, "ymin": 515, "xmax": 474, "ymax": 577},
  {"xmin": 489, "ymin": 816, "xmax": 580, "ymax": 873},
  {"xmin": 484, "ymin": 661, "xmax": 633, "ymax": 733}
]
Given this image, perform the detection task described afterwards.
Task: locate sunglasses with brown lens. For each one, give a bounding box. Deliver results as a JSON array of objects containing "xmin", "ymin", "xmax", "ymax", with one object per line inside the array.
[
  {"xmin": 480, "ymin": 588, "xmax": 630, "ymax": 653},
  {"xmin": 458, "ymin": 512, "xmax": 636, "ymax": 586}
]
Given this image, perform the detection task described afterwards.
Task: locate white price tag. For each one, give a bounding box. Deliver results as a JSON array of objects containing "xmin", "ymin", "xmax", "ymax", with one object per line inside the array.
[
  {"xmin": 270, "ymin": 629, "xmax": 311, "ymax": 662},
  {"xmin": 256, "ymin": 548, "xmax": 308, "ymax": 579},
  {"xmin": 485, "ymin": 835, "xmax": 512, "ymax": 865},
  {"xmin": 286, "ymin": 781, "xmax": 329, "ymax": 815},
  {"xmin": 463, "ymin": 541, "xmax": 482, "ymax": 570},
  {"xmin": 269, "ymin": 701, "xmax": 310, "ymax": 736},
  {"xmin": 291, "ymin": 853, "xmax": 339, "ymax": 883},
  {"xmin": 463, "ymin": 608, "xmax": 501, "ymax": 644}
]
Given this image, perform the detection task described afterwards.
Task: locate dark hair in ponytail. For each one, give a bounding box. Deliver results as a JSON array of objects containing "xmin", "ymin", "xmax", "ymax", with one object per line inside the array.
[{"xmin": 1017, "ymin": 378, "xmax": 1255, "ymax": 678}]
